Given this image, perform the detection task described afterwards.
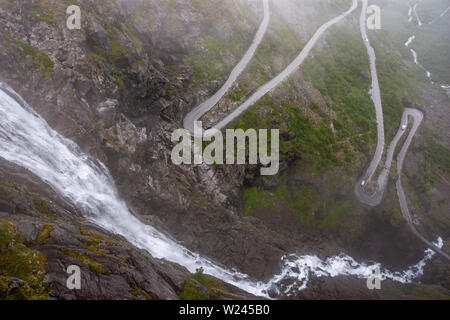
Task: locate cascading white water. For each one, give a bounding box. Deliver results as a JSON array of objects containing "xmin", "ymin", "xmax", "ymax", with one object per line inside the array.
[
  {"xmin": 406, "ymin": 2, "xmax": 450, "ymax": 82},
  {"xmin": 405, "ymin": 35, "xmax": 415, "ymax": 47},
  {"xmin": 413, "ymin": 3, "xmax": 423, "ymax": 26},
  {"xmin": 0, "ymin": 82, "xmax": 267, "ymax": 296},
  {"xmin": 0, "ymin": 82, "xmax": 443, "ymax": 298},
  {"xmin": 405, "ymin": 33, "xmax": 432, "ymax": 79},
  {"xmin": 265, "ymin": 237, "xmax": 443, "ymax": 296}
]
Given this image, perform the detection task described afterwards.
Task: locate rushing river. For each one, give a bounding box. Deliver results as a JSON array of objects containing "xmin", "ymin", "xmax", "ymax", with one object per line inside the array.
[{"xmin": 0, "ymin": 82, "xmax": 443, "ymax": 298}]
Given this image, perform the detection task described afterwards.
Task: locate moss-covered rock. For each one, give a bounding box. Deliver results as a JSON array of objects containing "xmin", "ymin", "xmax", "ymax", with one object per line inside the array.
[
  {"xmin": 179, "ymin": 280, "xmax": 210, "ymax": 300},
  {"xmin": 61, "ymin": 248, "xmax": 108, "ymax": 274},
  {"xmin": 13, "ymin": 39, "xmax": 54, "ymax": 78},
  {"xmin": 35, "ymin": 224, "xmax": 54, "ymax": 244},
  {"xmin": 129, "ymin": 285, "xmax": 153, "ymax": 300},
  {"xmin": 0, "ymin": 220, "xmax": 48, "ymax": 300}
]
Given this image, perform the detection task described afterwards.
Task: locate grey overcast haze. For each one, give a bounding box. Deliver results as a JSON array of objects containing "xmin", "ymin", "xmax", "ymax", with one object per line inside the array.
[{"xmin": 0, "ymin": 0, "xmax": 449, "ymax": 303}]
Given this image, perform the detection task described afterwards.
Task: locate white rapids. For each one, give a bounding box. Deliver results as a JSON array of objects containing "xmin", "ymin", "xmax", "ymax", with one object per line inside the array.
[
  {"xmin": 183, "ymin": 0, "xmax": 270, "ymax": 134},
  {"xmin": 265, "ymin": 238, "xmax": 443, "ymax": 296},
  {"xmin": 406, "ymin": 2, "xmax": 450, "ymax": 83},
  {"xmin": 413, "ymin": 3, "xmax": 423, "ymax": 26},
  {"xmin": 405, "ymin": 33, "xmax": 432, "ymax": 79}
]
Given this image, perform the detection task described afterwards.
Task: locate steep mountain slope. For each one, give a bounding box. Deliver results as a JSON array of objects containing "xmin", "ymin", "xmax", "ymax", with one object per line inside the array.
[{"xmin": 0, "ymin": 0, "xmax": 448, "ymax": 299}]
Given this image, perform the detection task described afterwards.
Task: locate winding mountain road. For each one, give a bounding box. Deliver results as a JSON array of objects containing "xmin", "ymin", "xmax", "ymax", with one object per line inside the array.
[
  {"xmin": 355, "ymin": 0, "xmax": 449, "ymax": 260},
  {"xmin": 356, "ymin": 0, "xmax": 385, "ymax": 196},
  {"xmin": 184, "ymin": 0, "xmax": 358, "ymax": 137},
  {"xmin": 430, "ymin": 5, "xmax": 450, "ymax": 24},
  {"xmin": 0, "ymin": 0, "xmax": 447, "ymax": 300},
  {"xmin": 395, "ymin": 110, "xmax": 450, "ymax": 260},
  {"xmin": 183, "ymin": 0, "xmax": 270, "ymax": 134},
  {"xmin": 182, "ymin": 0, "xmax": 448, "ymax": 260}
]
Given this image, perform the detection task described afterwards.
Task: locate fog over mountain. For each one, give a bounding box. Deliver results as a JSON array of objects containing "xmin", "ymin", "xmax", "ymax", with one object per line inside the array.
[{"xmin": 0, "ymin": 0, "xmax": 448, "ymax": 302}]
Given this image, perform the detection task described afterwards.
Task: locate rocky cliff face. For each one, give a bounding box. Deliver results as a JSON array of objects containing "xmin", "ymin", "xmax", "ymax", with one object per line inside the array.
[
  {"xmin": 0, "ymin": 0, "xmax": 449, "ymax": 299},
  {"xmin": 0, "ymin": 158, "xmax": 257, "ymax": 300},
  {"xmin": 0, "ymin": 0, "xmax": 285, "ymax": 299}
]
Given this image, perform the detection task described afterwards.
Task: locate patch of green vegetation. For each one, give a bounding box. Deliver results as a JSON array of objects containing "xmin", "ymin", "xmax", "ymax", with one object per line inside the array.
[
  {"xmin": 109, "ymin": 36, "xmax": 128, "ymax": 66},
  {"xmin": 111, "ymin": 73, "xmax": 125, "ymax": 87},
  {"xmin": 178, "ymin": 267, "xmax": 233, "ymax": 300},
  {"xmin": 0, "ymin": 276, "xmax": 12, "ymax": 296},
  {"xmin": 79, "ymin": 227, "xmax": 107, "ymax": 241},
  {"xmin": 0, "ymin": 181, "xmax": 15, "ymax": 203},
  {"xmin": 232, "ymin": 24, "xmax": 426, "ymax": 176},
  {"xmin": 235, "ymin": 96, "xmax": 341, "ymax": 172},
  {"xmin": 242, "ymin": 186, "xmax": 273, "ymax": 216},
  {"xmin": 382, "ymin": 281, "xmax": 450, "ymax": 300},
  {"xmin": 224, "ymin": 9, "xmax": 302, "ymax": 101},
  {"xmin": 256, "ymin": 10, "xmax": 301, "ymax": 69},
  {"xmin": 284, "ymin": 104, "xmax": 340, "ymax": 171},
  {"xmin": 61, "ymin": 248, "xmax": 108, "ymax": 274},
  {"xmin": 31, "ymin": 194, "xmax": 52, "ymax": 216},
  {"xmin": 13, "ymin": 39, "xmax": 54, "ymax": 78},
  {"xmin": 226, "ymin": 79, "xmax": 250, "ymax": 102},
  {"xmin": 240, "ymin": 223, "xmax": 252, "ymax": 232},
  {"xmin": 242, "ymin": 179, "xmax": 321, "ymax": 221},
  {"xmin": 179, "ymin": 280, "xmax": 210, "ymax": 300},
  {"xmin": 63, "ymin": 0, "xmax": 80, "ymax": 5},
  {"xmin": 129, "ymin": 285, "xmax": 152, "ymax": 300},
  {"xmin": 29, "ymin": 0, "xmax": 57, "ymax": 25},
  {"xmin": 124, "ymin": 25, "xmax": 143, "ymax": 51},
  {"xmin": 372, "ymin": 37, "xmax": 425, "ymax": 134},
  {"xmin": 318, "ymin": 199, "xmax": 352, "ymax": 232},
  {"xmin": 89, "ymin": 52, "xmax": 107, "ymax": 63},
  {"xmin": 87, "ymin": 24, "xmax": 129, "ymax": 70},
  {"xmin": 302, "ymin": 27, "xmax": 377, "ymax": 147},
  {"xmin": 412, "ymin": 20, "xmax": 450, "ymax": 83},
  {"xmin": 183, "ymin": 34, "xmax": 246, "ymax": 84},
  {"xmin": 240, "ymin": 176, "xmax": 362, "ymax": 241},
  {"xmin": 291, "ymin": 185, "xmax": 320, "ymax": 221},
  {"xmin": 301, "ymin": 24, "xmax": 424, "ymax": 154},
  {"xmin": 35, "ymin": 224, "xmax": 54, "ymax": 244},
  {"xmin": 0, "ymin": 220, "xmax": 48, "ymax": 300},
  {"xmin": 423, "ymin": 128, "xmax": 450, "ymax": 173},
  {"xmin": 274, "ymin": 183, "xmax": 289, "ymax": 202},
  {"xmin": 79, "ymin": 227, "xmax": 116, "ymax": 250},
  {"xmin": 80, "ymin": 243, "xmax": 107, "ymax": 257},
  {"xmin": 191, "ymin": 267, "xmax": 225, "ymax": 291}
]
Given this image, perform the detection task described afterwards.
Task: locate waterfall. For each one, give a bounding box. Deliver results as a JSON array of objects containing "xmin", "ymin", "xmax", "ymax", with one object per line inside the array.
[{"xmin": 0, "ymin": 82, "xmax": 266, "ymax": 296}]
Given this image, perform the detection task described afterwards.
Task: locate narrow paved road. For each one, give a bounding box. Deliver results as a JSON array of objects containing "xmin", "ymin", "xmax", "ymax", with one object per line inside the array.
[
  {"xmin": 395, "ymin": 110, "xmax": 450, "ymax": 260},
  {"xmin": 430, "ymin": 5, "xmax": 450, "ymax": 24},
  {"xmin": 356, "ymin": 0, "xmax": 385, "ymax": 191},
  {"xmin": 184, "ymin": 0, "xmax": 358, "ymax": 137},
  {"xmin": 355, "ymin": 0, "xmax": 449, "ymax": 261},
  {"xmin": 183, "ymin": 0, "xmax": 270, "ymax": 134},
  {"xmin": 183, "ymin": 0, "xmax": 448, "ymax": 260}
]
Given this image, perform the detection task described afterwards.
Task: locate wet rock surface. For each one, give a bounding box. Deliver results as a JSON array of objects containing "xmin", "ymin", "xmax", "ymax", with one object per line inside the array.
[
  {"xmin": 0, "ymin": 0, "xmax": 448, "ymax": 299},
  {"xmin": 0, "ymin": 160, "xmax": 255, "ymax": 300}
]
